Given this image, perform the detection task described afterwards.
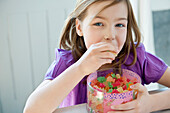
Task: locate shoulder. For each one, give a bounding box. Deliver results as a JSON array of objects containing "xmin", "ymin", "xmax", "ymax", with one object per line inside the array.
[
  {"xmin": 55, "ymin": 49, "xmax": 72, "ymax": 59},
  {"xmin": 135, "ymin": 43, "xmax": 145, "ymax": 54},
  {"xmin": 124, "ymin": 43, "xmax": 145, "ymax": 66},
  {"xmin": 135, "ymin": 43, "xmax": 167, "ymax": 84},
  {"xmin": 55, "ymin": 49, "xmax": 75, "ymax": 66},
  {"xmin": 44, "ymin": 49, "xmax": 75, "ymax": 80},
  {"xmin": 131, "ymin": 43, "xmax": 147, "ymax": 61},
  {"xmin": 135, "ymin": 43, "xmax": 165, "ymax": 65},
  {"xmin": 123, "ymin": 43, "xmax": 168, "ymax": 84},
  {"xmin": 134, "ymin": 43, "xmax": 167, "ymax": 70}
]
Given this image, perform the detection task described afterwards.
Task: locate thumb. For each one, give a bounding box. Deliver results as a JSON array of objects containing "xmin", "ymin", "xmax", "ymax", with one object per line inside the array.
[{"xmin": 130, "ymin": 83, "xmax": 148, "ymax": 94}]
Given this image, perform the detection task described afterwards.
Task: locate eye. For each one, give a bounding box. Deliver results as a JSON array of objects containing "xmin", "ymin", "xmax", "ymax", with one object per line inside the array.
[
  {"xmin": 94, "ymin": 22, "xmax": 103, "ymax": 26},
  {"xmin": 115, "ymin": 24, "xmax": 125, "ymax": 27}
]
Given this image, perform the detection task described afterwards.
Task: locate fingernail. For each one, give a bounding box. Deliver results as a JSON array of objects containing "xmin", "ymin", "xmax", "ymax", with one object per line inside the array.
[
  {"xmin": 111, "ymin": 106, "xmax": 114, "ymax": 109},
  {"xmin": 130, "ymin": 85, "xmax": 134, "ymax": 89}
]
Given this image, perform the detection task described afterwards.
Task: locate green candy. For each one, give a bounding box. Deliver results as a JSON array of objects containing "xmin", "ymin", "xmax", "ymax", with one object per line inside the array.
[
  {"xmin": 126, "ymin": 82, "xmax": 132, "ymax": 88},
  {"xmin": 126, "ymin": 83, "xmax": 129, "ymax": 88},
  {"xmin": 129, "ymin": 82, "xmax": 132, "ymax": 84},
  {"xmin": 90, "ymin": 109, "xmax": 93, "ymax": 113},
  {"xmin": 133, "ymin": 91, "xmax": 136, "ymax": 99},
  {"xmin": 111, "ymin": 73, "xmax": 117, "ymax": 79},
  {"xmin": 97, "ymin": 76, "xmax": 106, "ymax": 83},
  {"xmin": 108, "ymin": 82, "xmax": 113, "ymax": 88},
  {"xmin": 108, "ymin": 89, "xmax": 113, "ymax": 93},
  {"xmin": 113, "ymin": 86, "xmax": 117, "ymax": 89}
]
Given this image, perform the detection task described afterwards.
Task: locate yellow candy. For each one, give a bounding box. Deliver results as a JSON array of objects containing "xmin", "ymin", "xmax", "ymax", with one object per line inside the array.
[
  {"xmin": 116, "ymin": 74, "xmax": 121, "ymax": 79},
  {"xmin": 117, "ymin": 87, "xmax": 123, "ymax": 93},
  {"xmin": 123, "ymin": 90, "xmax": 129, "ymax": 93}
]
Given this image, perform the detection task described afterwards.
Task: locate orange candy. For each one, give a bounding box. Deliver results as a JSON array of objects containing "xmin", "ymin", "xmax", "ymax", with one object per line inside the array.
[
  {"xmin": 91, "ymin": 79, "xmax": 98, "ymax": 87},
  {"xmin": 96, "ymin": 103, "xmax": 103, "ymax": 110},
  {"xmin": 106, "ymin": 76, "xmax": 115, "ymax": 83},
  {"xmin": 127, "ymin": 83, "xmax": 133, "ymax": 91}
]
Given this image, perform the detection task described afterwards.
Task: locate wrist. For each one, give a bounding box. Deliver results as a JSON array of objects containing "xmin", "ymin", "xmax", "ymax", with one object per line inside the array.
[
  {"xmin": 74, "ymin": 58, "xmax": 94, "ymax": 76},
  {"xmin": 149, "ymin": 93, "xmax": 162, "ymax": 112},
  {"xmin": 150, "ymin": 94, "xmax": 157, "ymax": 112},
  {"xmin": 72, "ymin": 62, "xmax": 88, "ymax": 77}
]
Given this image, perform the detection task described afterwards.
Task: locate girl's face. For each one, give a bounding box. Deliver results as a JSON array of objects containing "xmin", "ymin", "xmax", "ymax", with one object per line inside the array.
[{"xmin": 76, "ymin": 1, "xmax": 128, "ymax": 53}]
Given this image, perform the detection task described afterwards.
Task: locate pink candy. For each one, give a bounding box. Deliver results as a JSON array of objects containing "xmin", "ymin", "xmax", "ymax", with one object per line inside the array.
[{"xmin": 99, "ymin": 83, "xmax": 105, "ymax": 88}]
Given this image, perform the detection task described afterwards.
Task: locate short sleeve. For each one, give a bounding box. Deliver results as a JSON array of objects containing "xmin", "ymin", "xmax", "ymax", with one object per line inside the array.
[
  {"xmin": 44, "ymin": 49, "xmax": 74, "ymax": 80},
  {"xmin": 137, "ymin": 44, "xmax": 168, "ymax": 84}
]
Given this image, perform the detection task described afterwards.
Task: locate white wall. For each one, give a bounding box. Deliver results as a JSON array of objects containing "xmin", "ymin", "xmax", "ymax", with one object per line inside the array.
[
  {"xmin": 0, "ymin": 1, "xmax": 169, "ymax": 113},
  {"xmin": 130, "ymin": 0, "xmax": 170, "ymax": 91},
  {"xmin": 0, "ymin": 1, "xmax": 75, "ymax": 113},
  {"xmin": 151, "ymin": 0, "xmax": 170, "ymax": 11},
  {"xmin": 150, "ymin": 0, "xmax": 170, "ymax": 90}
]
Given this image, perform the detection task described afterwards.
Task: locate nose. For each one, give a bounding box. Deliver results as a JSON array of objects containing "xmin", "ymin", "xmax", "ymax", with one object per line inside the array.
[
  {"xmin": 104, "ymin": 27, "xmax": 116, "ymax": 41},
  {"xmin": 104, "ymin": 35, "xmax": 115, "ymax": 40}
]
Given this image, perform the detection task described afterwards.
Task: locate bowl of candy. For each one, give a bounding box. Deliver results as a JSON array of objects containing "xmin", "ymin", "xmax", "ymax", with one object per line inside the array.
[{"xmin": 87, "ymin": 68, "xmax": 141, "ymax": 113}]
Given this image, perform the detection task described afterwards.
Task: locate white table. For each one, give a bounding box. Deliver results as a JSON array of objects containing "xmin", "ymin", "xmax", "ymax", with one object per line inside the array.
[
  {"xmin": 54, "ymin": 88, "xmax": 170, "ymax": 113},
  {"xmin": 53, "ymin": 103, "xmax": 170, "ymax": 113}
]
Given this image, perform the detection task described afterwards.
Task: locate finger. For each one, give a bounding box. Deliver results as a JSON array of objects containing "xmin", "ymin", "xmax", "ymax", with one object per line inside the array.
[
  {"xmin": 100, "ymin": 45, "xmax": 118, "ymax": 53},
  {"xmin": 89, "ymin": 42, "xmax": 119, "ymax": 58},
  {"xmin": 90, "ymin": 42, "xmax": 110, "ymax": 50},
  {"xmin": 111, "ymin": 99, "xmax": 137, "ymax": 111},
  {"xmin": 94, "ymin": 42, "xmax": 119, "ymax": 53},
  {"xmin": 107, "ymin": 109, "xmax": 136, "ymax": 113},
  {"xmin": 102, "ymin": 50, "xmax": 118, "ymax": 58},
  {"xmin": 92, "ymin": 41, "xmax": 108, "ymax": 46},
  {"xmin": 109, "ymin": 50, "xmax": 118, "ymax": 57},
  {"xmin": 99, "ymin": 58, "xmax": 113, "ymax": 65},
  {"xmin": 130, "ymin": 83, "xmax": 148, "ymax": 94},
  {"xmin": 99, "ymin": 51, "xmax": 116, "ymax": 60}
]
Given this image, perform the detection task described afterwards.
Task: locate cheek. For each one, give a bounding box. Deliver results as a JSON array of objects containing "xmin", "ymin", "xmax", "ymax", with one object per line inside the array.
[
  {"xmin": 83, "ymin": 27, "xmax": 102, "ymax": 49},
  {"xmin": 117, "ymin": 29, "xmax": 127, "ymax": 51}
]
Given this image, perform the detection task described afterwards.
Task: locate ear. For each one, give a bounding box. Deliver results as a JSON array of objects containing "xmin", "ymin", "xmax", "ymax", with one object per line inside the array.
[{"xmin": 76, "ymin": 18, "xmax": 83, "ymax": 36}]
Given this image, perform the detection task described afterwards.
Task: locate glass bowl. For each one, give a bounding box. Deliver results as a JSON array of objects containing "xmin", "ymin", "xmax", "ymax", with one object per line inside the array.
[{"xmin": 86, "ymin": 69, "xmax": 141, "ymax": 113}]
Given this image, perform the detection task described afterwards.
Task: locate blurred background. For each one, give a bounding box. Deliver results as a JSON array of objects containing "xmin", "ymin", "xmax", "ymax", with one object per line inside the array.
[{"xmin": 0, "ymin": 0, "xmax": 170, "ymax": 113}]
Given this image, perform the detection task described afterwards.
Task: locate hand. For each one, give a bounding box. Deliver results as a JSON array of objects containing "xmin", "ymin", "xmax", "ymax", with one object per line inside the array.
[
  {"xmin": 108, "ymin": 83, "xmax": 152, "ymax": 113},
  {"xmin": 76, "ymin": 42, "xmax": 118, "ymax": 76}
]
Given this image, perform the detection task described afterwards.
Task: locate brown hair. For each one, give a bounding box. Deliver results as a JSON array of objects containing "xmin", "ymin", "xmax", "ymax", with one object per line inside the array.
[{"xmin": 59, "ymin": 0, "xmax": 141, "ymax": 70}]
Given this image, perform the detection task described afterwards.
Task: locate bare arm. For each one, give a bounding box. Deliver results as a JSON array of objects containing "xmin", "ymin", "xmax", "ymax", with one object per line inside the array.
[
  {"xmin": 23, "ymin": 42, "xmax": 118, "ymax": 113},
  {"xmin": 109, "ymin": 67, "xmax": 170, "ymax": 113},
  {"xmin": 24, "ymin": 63, "xmax": 85, "ymax": 113},
  {"xmin": 150, "ymin": 66, "xmax": 170, "ymax": 112}
]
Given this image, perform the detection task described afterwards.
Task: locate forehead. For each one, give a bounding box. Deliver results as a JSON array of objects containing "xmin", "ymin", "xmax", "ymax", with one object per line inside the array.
[{"xmin": 86, "ymin": 1, "xmax": 128, "ymax": 20}]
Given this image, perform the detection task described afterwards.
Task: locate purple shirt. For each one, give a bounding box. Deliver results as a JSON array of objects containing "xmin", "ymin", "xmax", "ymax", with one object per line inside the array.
[{"xmin": 44, "ymin": 43, "xmax": 168, "ymax": 108}]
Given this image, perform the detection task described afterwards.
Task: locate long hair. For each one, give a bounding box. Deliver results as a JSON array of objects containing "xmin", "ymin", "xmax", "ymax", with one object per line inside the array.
[{"xmin": 59, "ymin": 0, "xmax": 141, "ymax": 70}]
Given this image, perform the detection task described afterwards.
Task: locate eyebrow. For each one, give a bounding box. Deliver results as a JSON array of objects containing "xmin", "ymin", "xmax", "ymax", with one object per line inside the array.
[{"xmin": 94, "ymin": 15, "xmax": 127, "ymax": 21}]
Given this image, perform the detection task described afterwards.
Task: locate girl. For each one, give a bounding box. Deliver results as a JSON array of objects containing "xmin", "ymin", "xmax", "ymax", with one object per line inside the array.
[{"xmin": 24, "ymin": 0, "xmax": 170, "ymax": 113}]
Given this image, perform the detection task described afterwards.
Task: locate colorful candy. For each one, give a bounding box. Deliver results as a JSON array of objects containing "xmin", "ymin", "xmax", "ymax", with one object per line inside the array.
[
  {"xmin": 90, "ymin": 72, "xmax": 137, "ymax": 93},
  {"xmin": 87, "ymin": 70, "xmax": 141, "ymax": 113}
]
